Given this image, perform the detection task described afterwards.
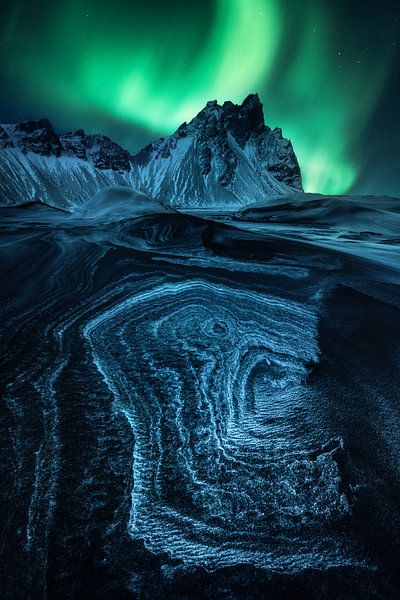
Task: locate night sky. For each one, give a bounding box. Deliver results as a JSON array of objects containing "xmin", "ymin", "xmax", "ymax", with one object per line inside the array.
[{"xmin": 0, "ymin": 0, "xmax": 399, "ymax": 195}]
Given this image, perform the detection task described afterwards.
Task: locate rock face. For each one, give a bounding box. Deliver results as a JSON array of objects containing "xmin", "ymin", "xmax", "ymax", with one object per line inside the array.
[
  {"xmin": 134, "ymin": 94, "xmax": 303, "ymax": 207},
  {"xmin": 0, "ymin": 126, "xmax": 14, "ymax": 149},
  {"xmin": 0, "ymin": 95, "xmax": 303, "ymax": 209},
  {"xmin": 60, "ymin": 130, "xmax": 132, "ymax": 172},
  {"xmin": 1, "ymin": 119, "xmax": 63, "ymax": 156}
]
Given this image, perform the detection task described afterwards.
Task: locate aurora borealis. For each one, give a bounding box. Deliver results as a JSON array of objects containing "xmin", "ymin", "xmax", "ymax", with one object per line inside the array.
[{"xmin": 1, "ymin": 0, "xmax": 399, "ymax": 194}]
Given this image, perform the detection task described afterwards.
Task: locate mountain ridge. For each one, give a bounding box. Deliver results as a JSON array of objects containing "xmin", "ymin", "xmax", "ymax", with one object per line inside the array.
[{"xmin": 0, "ymin": 94, "xmax": 303, "ymax": 209}]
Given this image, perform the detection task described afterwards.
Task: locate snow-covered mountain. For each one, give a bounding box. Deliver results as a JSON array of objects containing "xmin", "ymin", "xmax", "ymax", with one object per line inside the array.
[
  {"xmin": 0, "ymin": 95, "xmax": 303, "ymax": 209},
  {"xmin": 134, "ymin": 94, "xmax": 302, "ymax": 207},
  {"xmin": 0, "ymin": 119, "xmax": 137, "ymax": 209}
]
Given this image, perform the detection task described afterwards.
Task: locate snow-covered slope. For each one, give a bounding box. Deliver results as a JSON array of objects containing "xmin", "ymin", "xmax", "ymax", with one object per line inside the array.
[
  {"xmin": 0, "ymin": 95, "xmax": 303, "ymax": 209},
  {"xmin": 134, "ymin": 94, "xmax": 302, "ymax": 208},
  {"xmin": 0, "ymin": 150, "xmax": 139, "ymax": 209},
  {"xmin": 233, "ymin": 192, "xmax": 400, "ymax": 269},
  {"xmin": 0, "ymin": 119, "xmax": 136, "ymax": 209},
  {"xmin": 235, "ymin": 192, "xmax": 400, "ymax": 233}
]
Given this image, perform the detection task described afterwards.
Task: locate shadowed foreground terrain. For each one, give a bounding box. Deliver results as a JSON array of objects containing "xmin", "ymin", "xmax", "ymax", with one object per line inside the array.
[{"xmin": 1, "ymin": 198, "xmax": 400, "ymax": 599}]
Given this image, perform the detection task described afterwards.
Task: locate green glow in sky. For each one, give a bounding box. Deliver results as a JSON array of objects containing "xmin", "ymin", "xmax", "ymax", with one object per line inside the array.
[
  {"xmin": 3, "ymin": 0, "xmax": 394, "ymax": 195},
  {"xmin": 67, "ymin": 0, "xmax": 280, "ymax": 133}
]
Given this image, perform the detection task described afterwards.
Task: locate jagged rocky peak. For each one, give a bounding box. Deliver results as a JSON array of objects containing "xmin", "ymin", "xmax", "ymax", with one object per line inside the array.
[
  {"xmin": 0, "ymin": 117, "xmax": 133, "ymax": 172},
  {"xmin": 190, "ymin": 93, "xmax": 266, "ymax": 146},
  {"xmin": 136, "ymin": 93, "xmax": 303, "ymax": 194},
  {"xmin": 1, "ymin": 118, "xmax": 63, "ymax": 156},
  {"xmin": 60, "ymin": 129, "xmax": 132, "ymax": 172}
]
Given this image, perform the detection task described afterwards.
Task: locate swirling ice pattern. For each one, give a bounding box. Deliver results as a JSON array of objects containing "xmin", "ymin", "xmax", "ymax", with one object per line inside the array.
[{"xmin": 84, "ymin": 280, "xmax": 353, "ymax": 572}]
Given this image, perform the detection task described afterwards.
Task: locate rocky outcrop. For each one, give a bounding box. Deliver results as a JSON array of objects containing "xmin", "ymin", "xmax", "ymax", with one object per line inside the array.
[
  {"xmin": 2, "ymin": 119, "xmax": 63, "ymax": 156},
  {"xmin": 60, "ymin": 130, "xmax": 132, "ymax": 172},
  {"xmin": 0, "ymin": 126, "xmax": 14, "ymax": 149}
]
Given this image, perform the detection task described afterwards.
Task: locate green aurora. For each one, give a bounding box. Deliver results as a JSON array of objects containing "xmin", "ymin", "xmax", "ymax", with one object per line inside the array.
[{"xmin": 1, "ymin": 0, "xmax": 397, "ymax": 194}]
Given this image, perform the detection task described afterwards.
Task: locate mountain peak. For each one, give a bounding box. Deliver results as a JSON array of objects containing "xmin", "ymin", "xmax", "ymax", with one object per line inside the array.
[
  {"xmin": 60, "ymin": 130, "xmax": 132, "ymax": 172},
  {"xmin": 187, "ymin": 93, "xmax": 265, "ymax": 147},
  {"xmin": 1, "ymin": 118, "xmax": 63, "ymax": 156},
  {"xmin": 134, "ymin": 94, "xmax": 303, "ymax": 206}
]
